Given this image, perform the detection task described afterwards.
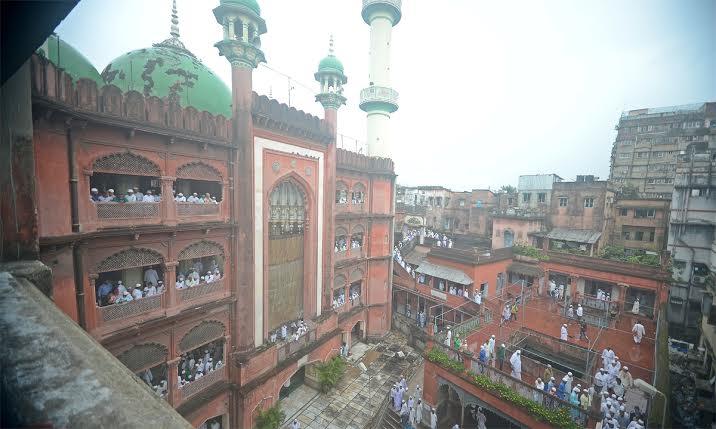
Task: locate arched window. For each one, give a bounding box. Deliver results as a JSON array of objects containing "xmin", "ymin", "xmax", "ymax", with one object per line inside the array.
[
  {"xmin": 269, "ymin": 181, "xmax": 306, "ymax": 238},
  {"xmin": 335, "ymin": 181, "xmax": 348, "ymax": 204},
  {"xmin": 351, "ymin": 225, "xmax": 365, "ymax": 249},
  {"xmin": 351, "ymin": 183, "xmax": 366, "ymax": 204},
  {"xmin": 504, "ymin": 230, "xmax": 514, "ymax": 248},
  {"xmin": 335, "ymin": 226, "xmax": 348, "ymax": 253}
]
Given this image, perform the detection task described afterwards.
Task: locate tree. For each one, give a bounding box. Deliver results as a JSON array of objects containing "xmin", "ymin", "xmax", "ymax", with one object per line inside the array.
[
  {"xmin": 499, "ymin": 185, "xmax": 517, "ymax": 194},
  {"xmin": 316, "ymin": 356, "xmax": 346, "ymax": 392},
  {"xmin": 255, "ymin": 404, "xmax": 285, "ymax": 429}
]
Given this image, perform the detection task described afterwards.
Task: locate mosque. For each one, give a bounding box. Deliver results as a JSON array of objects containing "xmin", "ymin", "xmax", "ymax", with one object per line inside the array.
[{"xmin": 23, "ymin": 0, "xmax": 401, "ymax": 427}]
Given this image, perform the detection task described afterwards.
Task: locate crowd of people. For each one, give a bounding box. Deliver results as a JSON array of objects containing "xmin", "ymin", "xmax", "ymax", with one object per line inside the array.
[
  {"xmin": 177, "ymin": 341, "xmax": 225, "ymax": 387},
  {"xmin": 90, "ymin": 187, "xmax": 161, "ymax": 203},
  {"xmin": 174, "ymin": 192, "xmax": 219, "ymax": 204},
  {"xmin": 90, "ymin": 187, "xmax": 220, "ymax": 205},
  {"xmin": 175, "ymin": 259, "xmax": 223, "ymax": 290},
  {"xmin": 390, "ymin": 376, "xmax": 437, "ymax": 429},
  {"xmin": 95, "ymin": 266, "xmax": 164, "ymax": 307},
  {"xmin": 138, "ymin": 366, "xmax": 167, "ymax": 398},
  {"xmin": 332, "ymin": 288, "xmax": 361, "ymax": 309},
  {"xmin": 267, "ymin": 319, "xmax": 310, "ymax": 344}
]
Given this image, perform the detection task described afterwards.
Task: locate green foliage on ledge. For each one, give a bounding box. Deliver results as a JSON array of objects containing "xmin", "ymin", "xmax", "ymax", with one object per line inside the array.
[
  {"xmin": 513, "ymin": 244, "xmax": 550, "ymax": 261},
  {"xmin": 316, "ymin": 356, "xmax": 346, "ymax": 393},
  {"xmin": 426, "ymin": 347, "xmax": 581, "ymax": 429},
  {"xmin": 598, "ymin": 245, "xmax": 661, "ymax": 267},
  {"xmin": 255, "ymin": 404, "xmax": 285, "ymax": 429}
]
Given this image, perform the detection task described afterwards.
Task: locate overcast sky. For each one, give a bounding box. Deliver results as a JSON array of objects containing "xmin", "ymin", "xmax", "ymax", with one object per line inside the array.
[{"xmin": 55, "ymin": 0, "xmax": 716, "ymax": 191}]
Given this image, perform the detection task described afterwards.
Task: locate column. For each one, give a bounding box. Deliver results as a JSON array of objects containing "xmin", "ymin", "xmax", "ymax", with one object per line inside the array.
[
  {"xmin": 167, "ymin": 357, "xmax": 180, "ymax": 406},
  {"xmin": 164, "ymin": 261, "xmax": 178, "ymax": 313},
  {"xmin": 161, "ymin": 176, "xmax": 177, "ymax": 226},
  {"xmin": 87, "ymin": 273, "xmax": 99, "ymax": 329}
]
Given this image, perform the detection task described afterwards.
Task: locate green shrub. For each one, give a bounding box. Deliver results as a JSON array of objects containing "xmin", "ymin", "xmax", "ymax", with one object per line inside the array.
[
  {"xmin": 513, "ymin": 244, "xmax": 549, "ymax": 261},
  {"xmin": 255, "ymin": 404, "xmax": 285, "ymax": 429},
  {"xmin": 316, "ymin": 356, "xmax": 346, "ymax": 392}
]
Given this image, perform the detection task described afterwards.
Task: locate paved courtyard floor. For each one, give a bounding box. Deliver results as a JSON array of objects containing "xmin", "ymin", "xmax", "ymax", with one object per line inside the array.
[{"xmin": 280, "ymin": 332, "xmax": 423, "ymax": 429}]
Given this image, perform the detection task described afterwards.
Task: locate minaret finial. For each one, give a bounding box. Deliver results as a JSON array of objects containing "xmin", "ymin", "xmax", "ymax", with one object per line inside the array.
[
  {"xmin": 329, "ymin": 34, "xmax": 335, "ymax": 56},
  {"xmin": 170, "ymin": 0, "xmax": 180, "ymax": 39}
]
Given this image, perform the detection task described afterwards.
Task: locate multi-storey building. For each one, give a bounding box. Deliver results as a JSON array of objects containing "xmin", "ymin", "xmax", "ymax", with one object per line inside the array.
[
  {"xmin": 517, "ymin": 174, "xmax": 563, "ymax": 212},
  {"xmin": 4, "ymin": 1, "xmax": 398, "ymax": 427},
  {"xmin": 605, "ymin": 197, "xmax": 671, "ymax": 253},
  {"xmin": 609, "ymin": 102, "xmax": 716, "ymax": 198},
  {"xmin": 667, "ymin": 142, "xmax": 716, "ymax": 340}
]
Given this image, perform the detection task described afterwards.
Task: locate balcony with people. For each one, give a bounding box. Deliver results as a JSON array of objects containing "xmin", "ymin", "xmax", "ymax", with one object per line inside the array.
[
  {"xmin": 173, "ymin": 161, "xmax": 227, "ymax": 223},
  {"xmin": 174, "ymin": 241, "xmax": 228, "ymax": 307},
  {"xmin": 85, "ymin": 152, "xmax": 165, "ymax": 230},
  {"xmin": 93, "ymin": 258, "xmax": 166, "ymax": 331},
  {"xmin": 177, "ymin": 338, "xmax": 227, "ymax": 402},
  {"xmin": 264, "ymin": 318, "xmax": 318, "ymax": 363},
  {"xmin": 334, "ymin": 225, "xmax": 366, "ymax": 262},
  {"xmin": 334, "ymin": 180, "xmax": 369, "ymax": 214}
]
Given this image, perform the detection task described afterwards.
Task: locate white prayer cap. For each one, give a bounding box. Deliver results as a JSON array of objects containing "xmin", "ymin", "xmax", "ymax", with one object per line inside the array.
[
  {"xmin": 91, "ymin": 188, "xmax": 98, "ymax": 192},
  {"xmin": 501, "ymin": 343, "xmax": 505, "ymax": 347},
  {"xmin": 491, "ymin": 334, "xmax": 495, "ymax": 338},
  {"xmin": 582, "ymin": 389, "xmax": 588, "ymax": 392},
  {"xmin": 563, "ymin": 324, "xmax": 567, "ymax": 327},
  {"xmin": 158, "ymin": 281, "xmax": 163, "ymax": 284},
  {"xmin": 623, "ymin": 366, "xmax": 629, "ymax": 370},
  {"xmin": 550, "ymin": 376, "xmax": 555, "ymax": 380},
  {"xmin": 615, "ymin": 356, "xmax": 620, "ymax": 360},
  {"xmin": 618, "ymin": 396, "xmax": 623, "ymax": 401},
  {"xmin": 547, "ymin": 364, "xmax": 551, "ymax": 367},
  {"xmin": 118, "ymin": 280, "xmax": 123, "ymax": 284},
  {"xmin": 569, "ymin": 304, "xmax": 573, "ymax": 307},
  {"xmin": 516, "ymin": 350, "xmax": 521, "ymax": 354},
  {"xmin": 573, "ymin": 387, "xmax": 578, "ymax": 392},
  {"xmin": 127, "ymin": 189, "xmax": 134, "ymax": 193},
  {"xmin": 551, "ymin": 387, "xmax": 556, "ymax": 392},
  {"xmin": 638, "ymin": 419, "xmax": 644, "ymax": 424},
  {"xmin": 567, "ymin": 371, "xmax": 572, "ymax": 376},
  {"xmin": 193, "ymin": 192, "xmax": 198, "ymax": 195},
  {"xmin": 108, "ymin": 189, "xmax": 114, "ymax": 193},
  {"xmin": 123, "ymin": 291, "xmax": 129, "ymax": 295},
  {"xmin": 619, "ymin": 406, "xmax": 625, "ymax": 411}
]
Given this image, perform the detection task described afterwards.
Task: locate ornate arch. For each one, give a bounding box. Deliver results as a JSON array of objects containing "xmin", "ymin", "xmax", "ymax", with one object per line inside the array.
[
  {"xmin": 176, "ymin": 161, "xmax": 222, "ymax": 182},
  {"xmin": 334, "ymin": 274, "xmax": 347, "ymax": 288},
  {"xmin": 177, "ymin": 240, "xmax": 225, "ymax": 261},
  {"xmin": 116, "ymin": 343, "xmax": 168, "ymax": 373},
  {"xmin": 352, "ymin": 182, "xmax": 366, "ymax": 192},
  {"xmin": 335, "ymin": 180, "xmax": 349, "ymax": 191},
  {"xmin": 179, "ymin": 320, "xmax": 226, "ymax": 353},
  {"xmin": 95, "ymin": 248, "xmax": 164, "ymax": 273},
  {"xmin": 351, "ymin": 224, "xmax": 365, "ymax": 235},
  {"xmin": 92, "ymin": 151, "xmax": 160, "ymax": 176},
  {"xmin": 335, "ymin": 226, "xmax": 348, "ymax": 237},
  {"xmin": 349, "ymin": 268, "xmax": 365, "ymax": 283}
]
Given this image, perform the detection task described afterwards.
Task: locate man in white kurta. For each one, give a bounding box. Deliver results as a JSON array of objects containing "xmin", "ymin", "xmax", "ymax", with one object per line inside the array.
[
  {"xmin": 631, "ymin": 298, "xmax": 640, "ymax": 314},
  {"xmin": 430, "ymin": 409, "xmax": 438, "ymax": 429},
  {"xmin": 632, "ymin": 320, "xmax": 646, "ymax": 344},
  {"xmin": 510, "ymin": 350, "xmax": 522, "ymax": 380},
  {"xmin": 561, "ymin": 324, "xmax": 569, "ymax": 341},
  {"xmin": 487, "ymin": 335, "xmax": 496, "ymax": 362}
]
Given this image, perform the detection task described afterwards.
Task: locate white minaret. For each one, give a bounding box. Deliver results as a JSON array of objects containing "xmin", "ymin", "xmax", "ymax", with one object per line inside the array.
[{"xmin": 360, "ymin": 0, "xmax": 401, "ymax": 158}]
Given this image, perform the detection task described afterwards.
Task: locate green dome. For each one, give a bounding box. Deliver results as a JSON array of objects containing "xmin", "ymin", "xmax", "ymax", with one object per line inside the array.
[
  {"xmin": 37, "ymin": 34, "xmax": 103, "ymax": 86},
  {"xmin": 220, "ymin": 0, "xmax": 260, "ymax": 16},
  {"xmin": 318, "ymin": 55, "xmax": 344, "ymax": 74},
  {"xmin": 101, "ymin": 44, "xmax": 232, "ymax": 117}
]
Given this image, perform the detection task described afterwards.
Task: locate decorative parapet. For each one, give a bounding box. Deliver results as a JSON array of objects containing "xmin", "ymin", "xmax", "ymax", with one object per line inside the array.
[
  {"xmin": 361, "ymin": 0, "xmax": 402, "ymax": 25},
  {"xmin": 359, "ymin": 86, "xmax": 399, "ymax": 113},
  {"xmin": 336, "ymin": 148, "xmax": 395, "ymax": 175},
  {"xmin": 251, "ymin": 93, "xmax": 334, "ymax": 144},
  {"xmin": 30, "ymin": 54, "xmax": 230, "ymax": 142}
]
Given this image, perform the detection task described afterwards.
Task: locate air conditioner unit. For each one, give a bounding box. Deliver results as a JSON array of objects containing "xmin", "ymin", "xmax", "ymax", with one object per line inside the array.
[{"xmin": 693, "ymin": 275, "xmax": 707, "ymax": 285}]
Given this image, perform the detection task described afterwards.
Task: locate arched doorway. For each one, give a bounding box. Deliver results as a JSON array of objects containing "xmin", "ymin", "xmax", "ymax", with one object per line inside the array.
[
  {"xmin": 503, "ymin": 229, "xmax": 514, "ymax": 248},
  {"xmin": 351, "ymin": 321, "xmax": 364, "ymax": 347},
  {"xmin": 279, "ymin": 366, "xmax": 305, "ymax": 400},
  {"xmin": 437, "ymin": 384, "xmax": 462, "ymax": 428}
]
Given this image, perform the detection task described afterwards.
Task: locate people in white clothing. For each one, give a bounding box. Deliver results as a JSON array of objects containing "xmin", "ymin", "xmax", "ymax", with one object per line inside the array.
[{"xmin": 632, "ymin": 320, "xmax": 645, "ymax": 344}]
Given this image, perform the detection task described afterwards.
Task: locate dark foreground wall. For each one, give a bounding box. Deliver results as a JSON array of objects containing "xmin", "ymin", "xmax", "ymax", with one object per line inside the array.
[{"xmin": 0, "ymin": 267, "xmax": 193, "ymax": 429}]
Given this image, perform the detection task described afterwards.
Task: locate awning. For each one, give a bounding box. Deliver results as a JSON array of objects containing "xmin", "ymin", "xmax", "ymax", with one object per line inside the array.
[
  {"xmin": 415, "ymin": 261, "xmax": 473, "ymax": 285},
  {"xmin": 404, "ymin": 251, "xmax": 426, "ymax": 266},
  {"xmin": 545, "ymin": 228, "xmax": 601, "ymax": 244},
  {"xmin": 507, "ymin": 262, "xmax": 544, "ymax": 278}
]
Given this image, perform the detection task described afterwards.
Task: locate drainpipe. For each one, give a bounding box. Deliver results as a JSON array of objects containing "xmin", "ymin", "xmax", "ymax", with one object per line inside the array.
[
  {"xmin": 72, "ymin": 241, "xmax": 86, "ymax": 328},
  {"xmin": 66, "ymin": 120, "xmax": 79, "ymax": 233}
]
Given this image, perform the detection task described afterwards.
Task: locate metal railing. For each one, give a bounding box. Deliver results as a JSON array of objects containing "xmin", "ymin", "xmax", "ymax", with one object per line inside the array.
[
  {"xmin": 178, "ymin": 279, "xmax": 224, "ymax": 303},
  {"xmin": 359, "ymin": 86, "xmax": 399, "ymax": 110},
  {"xmin": 430, "ymin": 342, "xmax": 599, "ymax": 427}
]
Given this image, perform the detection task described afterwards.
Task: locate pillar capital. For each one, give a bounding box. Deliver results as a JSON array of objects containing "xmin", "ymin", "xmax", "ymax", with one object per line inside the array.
[
  {"xmin": 215, "ymin": 39, "xmax": 265, "ymax": 70},
  {"xmin": 315, "ymin": 93, "xmax": 346, "ymax": 111}
]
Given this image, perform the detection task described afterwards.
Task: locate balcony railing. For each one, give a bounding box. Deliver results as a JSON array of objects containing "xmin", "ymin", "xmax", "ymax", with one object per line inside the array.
[
  {"xmin": 98, "ymin": 293, "xmax": 163, "ymax": 322},
  {"xmin": 178, "ymin": 279, "xmax": 224, "ymax": 303},
  {"xmin": 277, "ymin": 329, "xmax": 317, "ymax": 363},
  {"xmin": 178, "ymin": 365, "xmax": 226, "ymax": 401},
  {"xmin": 96, "ymin": 202, "xmax": 160, "ymax": 219},
  {"xmin": 359, "ymin": 86, "xmax": 399, "ymax": 112},
  {"xmin": 176, "ymin": 202, "xmax": 220, "ymax": 217}
]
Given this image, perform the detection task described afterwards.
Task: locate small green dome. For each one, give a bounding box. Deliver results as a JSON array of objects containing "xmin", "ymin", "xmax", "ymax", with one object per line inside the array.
[
  {"xmin": 220, "ymin": 0, "xmax": 260, "ymax": 16},
  {"xmin": 37, "ymin": 34, "xmax": 103, "ymax": 86},
  {"xmin": 101, "ymin": 44, "xmax": 231, "ymax": 117},
  {"xmin": 318, "ymin": 55, "xmax": 344, "ymax": 74}
]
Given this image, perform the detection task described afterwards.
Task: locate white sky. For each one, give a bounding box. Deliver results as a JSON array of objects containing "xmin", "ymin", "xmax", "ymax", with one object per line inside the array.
[{"xmin": 56, "ymin": 0, "xmax": 716, "ymax": 191}]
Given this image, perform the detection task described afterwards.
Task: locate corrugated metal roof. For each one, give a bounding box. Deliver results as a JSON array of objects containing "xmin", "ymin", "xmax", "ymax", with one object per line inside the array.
[
  {"xmin": 416, "ymin": 261, "xmax": 473, "ymax": 285},
  {"xmin": 404, "ymin": 251, "xmax": 426, "ymax": 266},
  {"xmin": 546, "ymin": 228, "xmax": 602, "ymax": 244}
]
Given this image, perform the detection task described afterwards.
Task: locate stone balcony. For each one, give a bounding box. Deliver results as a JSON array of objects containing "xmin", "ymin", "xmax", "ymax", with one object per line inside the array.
[
  {"xmin": 359, "ymin": 86, "xmax": 399, "ymax": 113},
  {"xmin": 85, "ymin": 200, "xmax": 228, "ymax": 231},
  {"xmin": 177, "ymin": 365, "xmax": 227, "ymax": 403}
]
